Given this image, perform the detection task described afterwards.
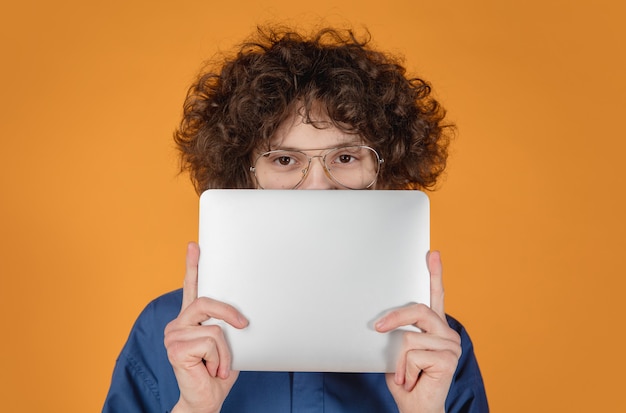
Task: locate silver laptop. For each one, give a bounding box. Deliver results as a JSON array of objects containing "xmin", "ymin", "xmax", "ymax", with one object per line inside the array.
[{"xmin": 197, "ymin": 189, "xmax": 430, "ymax": 372}]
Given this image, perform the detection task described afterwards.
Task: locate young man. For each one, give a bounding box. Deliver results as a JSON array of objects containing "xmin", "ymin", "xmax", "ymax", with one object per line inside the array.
[{"xmin": 103, "ymin": 27, "xmax": 489, "ymax": 413}]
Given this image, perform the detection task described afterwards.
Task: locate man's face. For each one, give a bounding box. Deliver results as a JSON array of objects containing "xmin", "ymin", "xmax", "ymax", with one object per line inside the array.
[{"xmin": 251, "ymin": 112, "xmax": 380, "ymax": 190}]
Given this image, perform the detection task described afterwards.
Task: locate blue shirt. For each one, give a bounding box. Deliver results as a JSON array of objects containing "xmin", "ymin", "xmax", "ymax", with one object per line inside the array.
[{"xmin": 103, "ymin": 289, "xmax": 488, "ymax": 412}]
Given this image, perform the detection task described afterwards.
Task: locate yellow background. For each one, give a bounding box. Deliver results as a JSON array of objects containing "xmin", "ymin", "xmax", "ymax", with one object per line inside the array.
[{"xmin": 1, "ymin": 0, "xmax": 625, "ymax": 411}]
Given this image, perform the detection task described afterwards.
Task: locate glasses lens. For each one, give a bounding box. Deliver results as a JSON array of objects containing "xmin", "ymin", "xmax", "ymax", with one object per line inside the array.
[
  {"xmin": 253, "ymin": 150, "xmax": 309, "ymax": 189},
  {"xmin": 324, "ymin": 146, "xmax": 380, "ymax": 189}
]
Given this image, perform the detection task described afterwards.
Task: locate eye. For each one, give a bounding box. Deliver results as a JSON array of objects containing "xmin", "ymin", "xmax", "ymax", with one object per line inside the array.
[
  {"xmin": 337, "ymin": 154, "xmax": 355, "ymax": 164},
  {"xmin": 276, "ymin": 156, "xmax": 293, "ymax": 166},
  {"xmin": 329, "ymin": 147, "xmax": 362, "ymax": 166},
  {"xmin": 265, "ymin": 151, "xmax": 303, "ymax": 169}
]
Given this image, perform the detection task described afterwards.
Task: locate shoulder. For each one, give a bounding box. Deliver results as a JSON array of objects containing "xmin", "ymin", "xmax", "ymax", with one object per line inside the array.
[
  {"xmin": 103, "ymin": 290, "xmax": 183, "ymax": 411},
  {"xmin": 446, "ymin": 314, "xmax": 475, "ymax": 351},
  {"xmin": 139, "ymin": 289, "xmax": 183, "ymax": 323},
  {"xmin": 125, "ymin": 289, "xmax": 183, "ymax": 346},
  {"xmin": 445, "ymin": 314, "xmax": 490, "ymax": 412},
  {"xmin": 120, "ymin": 289, "xmax": 183, "ymax": 393}
]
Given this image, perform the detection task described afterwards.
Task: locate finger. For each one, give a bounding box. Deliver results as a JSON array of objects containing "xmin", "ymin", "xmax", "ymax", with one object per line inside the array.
[
  {"xmin": 403, "ymin": 350, "xmax": 426, "ymax": 391},
  {"xmin": 168, "ymin": 327, "xmax": 231, "ymax": 379},
  {"xmin": 392, "ymin": 340, "xmax": 439, "ymax": 387},
  {"xmin": 394, "ymin": 346, "xmax": 407, "ymax": 386},
  {"xmin": 200, "ymin": 325, "xmax": 233, "ymax": 379},
  {"xmin": 386, "ymin": 329, "xmax": 461, "ymax": 388},
  {"xmin": 404, "ymin": 348, "xmax": 460, "ymax": 391},
  {"xmin": 178, "ymin": 297, "xmax": 249, "ymax": 329},
  {"xmin": 388, "ymin": 330, "xmax": 461, "ymax": 387},
  {"xmin": 428, "ymin": 250, "xmax": 446, "ymax": 320},
  {"xmin": 375, "ymin": 303, "xmax": 448, "ymax": 335},
  {"xmin": 399, "ymin": 329, "xmax": 462, "ymax": 353},
  {"xmin": 181, "ymin": 242, "xmax": 200, "ymax": 313}
]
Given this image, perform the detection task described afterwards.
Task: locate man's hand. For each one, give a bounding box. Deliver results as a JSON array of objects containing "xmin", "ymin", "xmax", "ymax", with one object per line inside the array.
[
  {"xmin": 376, "ymin": 251, "xmax": 461, "ymax": 413},
  {"xmin": 164, "ymin": 242, "xmax": 248, "ymax": 413}
]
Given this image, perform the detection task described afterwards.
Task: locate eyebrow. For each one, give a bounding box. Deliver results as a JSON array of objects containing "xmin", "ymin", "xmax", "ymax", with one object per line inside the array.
[{"xmin": 269, "ymin": 142, "xmax": 364, "ymax": 152}]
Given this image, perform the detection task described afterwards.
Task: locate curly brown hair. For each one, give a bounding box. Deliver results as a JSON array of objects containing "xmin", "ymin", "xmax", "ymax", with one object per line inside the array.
[{"xmin": 174, "ymin": 26, "xmax": 453, "ymax": 192}]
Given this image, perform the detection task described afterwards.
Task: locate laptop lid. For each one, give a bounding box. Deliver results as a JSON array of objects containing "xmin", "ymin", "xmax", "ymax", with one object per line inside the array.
[{"xmin": 197, "ymin": 189, "xmax": 430, "ymax": 372}]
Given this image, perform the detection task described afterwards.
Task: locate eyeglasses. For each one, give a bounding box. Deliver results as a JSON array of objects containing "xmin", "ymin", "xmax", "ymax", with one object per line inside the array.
[{"xmin": 250, "ymin": 145, "xmax": 383, "ymax": 189}]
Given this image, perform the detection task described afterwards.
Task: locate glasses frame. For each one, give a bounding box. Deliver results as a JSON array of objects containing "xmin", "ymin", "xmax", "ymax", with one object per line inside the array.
[{"xmin": 250, "ymin": 145, "xmax": 384, "ymax": 189}]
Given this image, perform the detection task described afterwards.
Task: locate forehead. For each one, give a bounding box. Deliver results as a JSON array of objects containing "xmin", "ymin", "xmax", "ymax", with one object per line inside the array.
[{"xmin": 270, "ymin": 112, "xmax": 362, "ymax": 150}]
